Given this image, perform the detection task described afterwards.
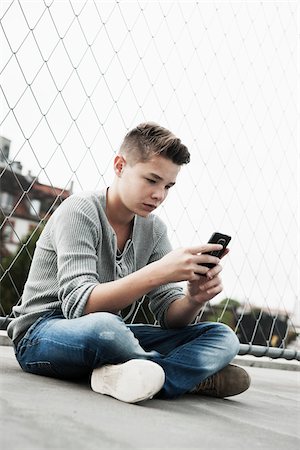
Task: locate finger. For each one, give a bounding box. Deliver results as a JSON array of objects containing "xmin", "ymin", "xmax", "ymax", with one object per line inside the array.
[
  {"xmin": 220, "ymin": 248, "xmax": 230, "ymax": 259},
  {"xmin": 187, "ymin": 244, "xmax": 223, "ymax": 255},
  {"xmin": 206, "ymin": 284, "xmax": 223, "ymax": 295},
  {"xmin": 206, "ymin": 264, "xmax": 223, "ymax": 280},
  {"xmin": 200, "ymin": 281, "xmax": 223, "ymax": 295},
  {"xmin": 200, "ymin": 276, "xmax": 222, "ymax": 291},
  {"xmin": 193, "ymin": 264, "xmax": 210, "ymax": 276},
  {"xmin": 195, "ymin": 254, "xmax": 220, "ymax": 266},
  {"xmin": 189, "ymin": 271, "xmax": 203, "ymax": 281}
]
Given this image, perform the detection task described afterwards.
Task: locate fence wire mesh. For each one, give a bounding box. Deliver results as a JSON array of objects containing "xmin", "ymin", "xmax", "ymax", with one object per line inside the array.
[{"xmin": 0, "ymin": 0, "xmax": 299, "ymax": 359}]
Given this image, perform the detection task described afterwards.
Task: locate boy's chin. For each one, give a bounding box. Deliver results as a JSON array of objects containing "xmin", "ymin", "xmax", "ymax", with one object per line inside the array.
[
  {"xmin": 137, "ymin": 211, "xmax": 151, "ymax": 218},
  {"xmin": 135, "ymin": 207, "xmax": 153, "ymax": 218}
]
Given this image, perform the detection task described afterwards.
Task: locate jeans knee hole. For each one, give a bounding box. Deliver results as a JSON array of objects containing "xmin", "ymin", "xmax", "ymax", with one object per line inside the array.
[{"xmin": 99, "ymin": 331, "xmax": 115, "ymax": 340}]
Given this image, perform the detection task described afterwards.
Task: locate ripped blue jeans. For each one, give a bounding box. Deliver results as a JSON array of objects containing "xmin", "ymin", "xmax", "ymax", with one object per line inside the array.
[{"xmin": 14, "ymin": 309, "xmax": 240, "ymax": 399}]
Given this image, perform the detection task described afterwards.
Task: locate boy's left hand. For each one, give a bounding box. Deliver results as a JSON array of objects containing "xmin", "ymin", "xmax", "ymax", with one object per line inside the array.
[{"xmin": 186, "ymin": 248, "xmax": 229, "ymax": 305}]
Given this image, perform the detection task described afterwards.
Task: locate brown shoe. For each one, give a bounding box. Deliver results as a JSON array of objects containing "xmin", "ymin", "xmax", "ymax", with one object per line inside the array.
[{"xmin": 191, "ymin": 364, "xmax": 250, "ymax": 398}]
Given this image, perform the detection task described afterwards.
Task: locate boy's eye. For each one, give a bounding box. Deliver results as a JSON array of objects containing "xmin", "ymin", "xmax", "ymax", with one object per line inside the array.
[{"xmin": 146, "ymin": 178, "xmax": 173, "ymax": 190}]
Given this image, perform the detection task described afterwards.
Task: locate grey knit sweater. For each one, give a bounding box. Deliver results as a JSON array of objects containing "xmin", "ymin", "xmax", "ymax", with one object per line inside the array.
[{"xmin": 7, "ymin": 190, "xmax": 184, "ymax": 343}]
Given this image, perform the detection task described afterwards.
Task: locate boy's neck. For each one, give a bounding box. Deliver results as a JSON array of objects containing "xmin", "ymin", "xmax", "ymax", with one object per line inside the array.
[{"xmin": 105, "ymin": 186, "xmax": 135, "ymax": 228}]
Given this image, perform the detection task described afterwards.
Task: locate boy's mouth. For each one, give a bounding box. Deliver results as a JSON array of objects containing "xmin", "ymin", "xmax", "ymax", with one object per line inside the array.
[{"xmin": 142, "ymin": 203, "xmax": 157, "ymax": 211}]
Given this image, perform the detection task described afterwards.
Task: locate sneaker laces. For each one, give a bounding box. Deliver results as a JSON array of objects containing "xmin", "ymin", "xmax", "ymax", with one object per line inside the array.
[
  {"xmin": 193, "ymin": 373, "xmax": 218, "ymax": 394},
  {"xmin": 190, "ymin": 365, "xmax": 251, "ymax": 398}
]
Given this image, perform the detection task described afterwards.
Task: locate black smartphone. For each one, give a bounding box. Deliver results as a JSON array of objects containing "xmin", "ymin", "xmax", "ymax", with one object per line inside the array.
[{"xmin": 202, "ymin": 232, "xmax": 231, "ymax": 269}]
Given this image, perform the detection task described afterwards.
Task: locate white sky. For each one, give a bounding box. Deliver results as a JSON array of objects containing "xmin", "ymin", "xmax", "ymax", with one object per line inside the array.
[{"xmin": 0, "ymin": 1, "xmax": 299, "ymax": 324}]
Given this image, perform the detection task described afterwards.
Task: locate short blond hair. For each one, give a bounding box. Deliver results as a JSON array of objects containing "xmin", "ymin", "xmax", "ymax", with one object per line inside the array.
[{"xmin": 119, "ymin": 122, "xmax": 190, "ymax": 165}]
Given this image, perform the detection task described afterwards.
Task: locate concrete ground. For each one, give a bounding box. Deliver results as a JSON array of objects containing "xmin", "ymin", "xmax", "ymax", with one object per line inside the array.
[{"xmin": 1, "ymin": 345, "xmax": 299, "ymax": 450}]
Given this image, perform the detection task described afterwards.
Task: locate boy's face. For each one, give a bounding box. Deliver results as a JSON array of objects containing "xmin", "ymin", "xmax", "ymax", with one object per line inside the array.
[{"xmin": 114, "ymin": 153, "xmax": 180, "ymax": 217}]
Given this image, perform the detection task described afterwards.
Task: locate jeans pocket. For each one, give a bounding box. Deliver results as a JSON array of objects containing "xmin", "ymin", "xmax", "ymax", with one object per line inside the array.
[{"xmin": 24, "ymin": 361, "xmax": 58, "ymax": 378}]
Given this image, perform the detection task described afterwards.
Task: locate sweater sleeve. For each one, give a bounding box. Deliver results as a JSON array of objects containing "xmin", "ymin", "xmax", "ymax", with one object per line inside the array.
[
  {"xmin": 147, "ymin": 217, "xmax": 185, "ymax": 328},
  {"xmin": 51, "ymin": 195, "xmax": 100, "ymax": 319}
]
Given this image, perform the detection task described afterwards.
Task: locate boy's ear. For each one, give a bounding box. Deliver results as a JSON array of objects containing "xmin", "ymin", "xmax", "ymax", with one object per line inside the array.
[{"xmin": 114, "ymin": 155, "xmax": 127, "ymax": 176}]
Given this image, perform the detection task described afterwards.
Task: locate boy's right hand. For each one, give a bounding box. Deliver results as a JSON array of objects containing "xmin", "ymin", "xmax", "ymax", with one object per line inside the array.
[{"xmin": 155, "ymin": 244, "xmax": 223, "ymax": 284}]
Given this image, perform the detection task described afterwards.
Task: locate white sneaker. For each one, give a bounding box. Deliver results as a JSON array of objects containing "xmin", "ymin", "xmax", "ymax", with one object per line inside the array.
[{"xmin": 91, "ymin": 359, "xmax": 165, "ymax": 403}]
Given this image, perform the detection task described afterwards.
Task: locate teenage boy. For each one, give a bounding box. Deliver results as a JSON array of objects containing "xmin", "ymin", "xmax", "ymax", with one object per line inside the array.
[{"xmin": 8, "ymin": 122, "xmax": 250, "ymax": 403}]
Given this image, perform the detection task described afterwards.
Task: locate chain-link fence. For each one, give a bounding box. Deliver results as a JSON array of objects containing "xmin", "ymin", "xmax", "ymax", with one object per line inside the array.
[{"xmin": 0, "ymin": 1, "xmax": 299, "ymax": 359}]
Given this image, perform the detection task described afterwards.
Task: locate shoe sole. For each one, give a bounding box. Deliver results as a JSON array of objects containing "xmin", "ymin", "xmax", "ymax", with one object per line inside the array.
[{"xmin": 91, "ymin": 359, "xmax": 165, "ymax": 403}]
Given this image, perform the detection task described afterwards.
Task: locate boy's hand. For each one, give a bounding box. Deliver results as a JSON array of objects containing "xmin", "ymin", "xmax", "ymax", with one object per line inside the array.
[
  {"xmin": 155, "ymin": 244, "xmax": 224, "ymax": 284},
  {"xmin": 164, "ymin": 247, "xmax": 229, "ymax": 327},
  {"xmin": 186, "ymin": 247, "xmax": 229, "ymax": 305},
  {"xmin": 186, "ymin": 270, "xmax": 223, "ymax": 306}
]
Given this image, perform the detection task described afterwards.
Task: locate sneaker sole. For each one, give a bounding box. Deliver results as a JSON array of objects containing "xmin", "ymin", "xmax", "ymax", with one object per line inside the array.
[{"xmin": 91, "ymin": 359, "xmax": 165, "ymax": 403}]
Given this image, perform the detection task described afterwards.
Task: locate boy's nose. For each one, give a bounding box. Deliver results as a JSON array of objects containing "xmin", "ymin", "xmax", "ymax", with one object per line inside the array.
[{"xmin": 151, "ymin": 188, "xmax": 165, "ymax": 201}]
